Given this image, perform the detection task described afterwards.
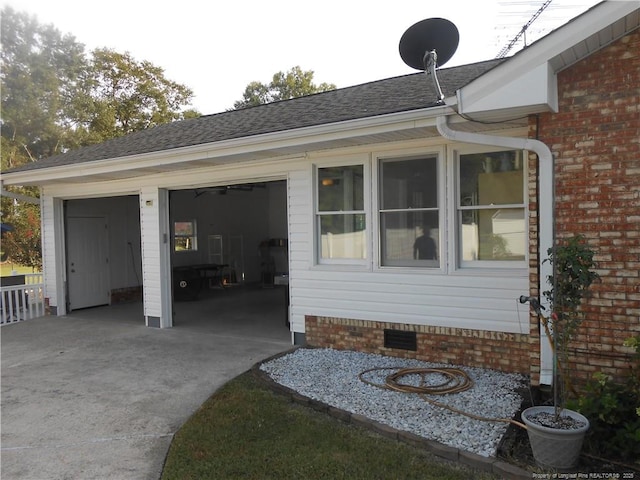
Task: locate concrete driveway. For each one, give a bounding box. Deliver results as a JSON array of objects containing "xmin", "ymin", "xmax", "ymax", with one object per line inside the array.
[{"xmin": 1, "ymin": 304, "xmax": 292, "ymax": 480}]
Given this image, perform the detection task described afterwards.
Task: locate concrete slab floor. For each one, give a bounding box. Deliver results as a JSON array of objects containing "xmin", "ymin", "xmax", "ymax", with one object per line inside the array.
[{"xmin": 1, "ymin": 286, "xmax": 292, "ymax": 480}]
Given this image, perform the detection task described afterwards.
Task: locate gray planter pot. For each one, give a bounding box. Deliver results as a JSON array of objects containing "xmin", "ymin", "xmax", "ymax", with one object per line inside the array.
[{"xmin": 521, "ymin": 406, "xmax": 590, "ymax": 470}]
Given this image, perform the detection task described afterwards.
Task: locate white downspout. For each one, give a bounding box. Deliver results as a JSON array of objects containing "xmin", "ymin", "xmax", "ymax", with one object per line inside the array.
[{"xmin": 436, "ymin": 114, "xmax": 555, "ymax": 385}]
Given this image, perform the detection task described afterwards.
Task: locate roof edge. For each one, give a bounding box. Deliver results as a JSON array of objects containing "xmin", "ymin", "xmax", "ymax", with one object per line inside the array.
[
  {"xmin": 453, "ymin": 1, "xmax": 639, "ymax": 121},
  {"xmin": 1, "ymin": 105, "xmax": 452, "ymax": 186}
]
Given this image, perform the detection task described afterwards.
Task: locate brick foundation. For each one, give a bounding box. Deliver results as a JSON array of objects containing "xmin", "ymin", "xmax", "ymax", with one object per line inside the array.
[
  {"xmin": 305, "ymin": 316, "xmax": 533, "ymax": 376},
  {"xmin": 110, "ymin": 286, "xmax": 143, "ymax": 304}
]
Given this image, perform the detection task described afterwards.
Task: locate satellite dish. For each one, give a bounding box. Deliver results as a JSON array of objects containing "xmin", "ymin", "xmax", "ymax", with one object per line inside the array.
[{"xmin": 399, "ymin": 18, "xmax": 459, "ymax": 70}]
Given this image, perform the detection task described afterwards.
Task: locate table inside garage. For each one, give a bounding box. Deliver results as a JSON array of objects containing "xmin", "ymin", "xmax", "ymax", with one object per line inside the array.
[{"xmin": 173, "ymin": 264, "xmax": 227, "ymax": 301}]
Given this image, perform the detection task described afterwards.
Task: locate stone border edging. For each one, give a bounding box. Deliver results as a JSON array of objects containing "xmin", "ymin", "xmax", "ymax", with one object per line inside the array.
[{"xmin": 252, "ymin": 349, "xmax": 532, "ymax": 480}]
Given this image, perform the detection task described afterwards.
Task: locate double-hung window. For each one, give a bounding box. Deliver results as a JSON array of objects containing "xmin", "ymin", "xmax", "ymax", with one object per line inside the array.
[
  {"xmin": 379, "ymin": 155, "xmax": 440, "ymax": 267},
  {"xmin": 316, "ymin": 164, "xmax": 366, "ymax": 262},
  {"xmin": 174, "ymin": 220, "xmax": 197, "ymax": 252},
  {"xmin": 457, "ymin": 150, "xmax": 526, "ymax": 266}
]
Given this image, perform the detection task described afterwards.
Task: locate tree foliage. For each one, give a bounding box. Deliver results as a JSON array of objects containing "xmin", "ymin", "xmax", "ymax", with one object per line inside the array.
[
  {"xmin": 1, "ymin": 6, "xmax": 88, "ymax": 169},
  {"xmin": 542, "ymin": 235, "xmax": 600, "ymax": 412},
  {"xmin": 77, "ymin": 48, "xmax": 199, "ymax": 144},
  {"xmin": 1, "ymin": 6, "xmax": 200, "ymax": 168},
  {"xmin": 233, "ymin": 66, "xmax": 336, "ymax": 109},
  {"xmin": 0, "ymin": 6, "xmax": 200, "ymax": 270},
  {"xmin": 1, "ymin": 204, "xmax": 41, "ymax": 270}
]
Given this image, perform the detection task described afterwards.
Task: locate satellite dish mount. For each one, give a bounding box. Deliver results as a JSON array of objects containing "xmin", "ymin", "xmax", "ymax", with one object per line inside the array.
[
  {"xmin": 423, "ymin": 49, "xmax": 444, "ymax": 103},
  {"xmin": 399, "ymin": 18, "xmax": 460, "ymax": 104}
]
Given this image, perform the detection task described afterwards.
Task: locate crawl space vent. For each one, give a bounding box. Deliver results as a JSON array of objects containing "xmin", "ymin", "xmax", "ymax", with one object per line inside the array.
[{"xmin": 384, "ymin": 329, "xmax": 417, "ymax": 351}]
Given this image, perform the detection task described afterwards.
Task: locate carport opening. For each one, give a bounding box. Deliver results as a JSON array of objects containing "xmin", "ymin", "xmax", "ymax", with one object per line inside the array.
[
  {"xmin": 169, "ymin": 180, "xmax": 290, "ymax": 340},
  {"xmin": 64, "ymin": 195, "xmax": 143, "ymax": 316}
]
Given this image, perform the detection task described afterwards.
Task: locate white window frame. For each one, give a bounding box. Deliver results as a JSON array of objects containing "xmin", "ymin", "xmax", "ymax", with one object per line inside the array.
[
  {"xmin": 173, "ymin": 219, "xmax": 198, "ymax": 253},
  {"xmin": 451, "ymin": 146, "xmax": 529, "ymax": 271},
  {"xmin": 309, "ymin": 145, "xmax": 527, "ymax": 274},
  {"xmin": 313, "ymin": 155, "xmax": 370, "ymax": 267},
  {"xmin": 373, "ymin": 147, "xmax": 446, "ymax": 273}
]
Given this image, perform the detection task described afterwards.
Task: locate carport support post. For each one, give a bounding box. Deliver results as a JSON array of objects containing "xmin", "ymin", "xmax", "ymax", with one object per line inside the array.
[
  {"xmin": 139, "ymin": 187, "xmax": 172, "ymax": 328},
  {"xmin": 42, "ymin": 195, "xmax": 67, "ymax": 316}
]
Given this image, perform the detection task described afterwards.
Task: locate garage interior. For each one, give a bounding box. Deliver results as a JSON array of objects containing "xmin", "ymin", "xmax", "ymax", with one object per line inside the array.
[
  {"xmin": 64, "ymin": 180, "xmax": 290, "ymax": 340},
  {"xmin": 170, "ymin": 180, "xmax": 290, "ymax": 340}
]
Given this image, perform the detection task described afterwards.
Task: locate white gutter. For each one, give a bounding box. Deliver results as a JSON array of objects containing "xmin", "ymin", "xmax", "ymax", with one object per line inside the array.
[
  {"xmin": 437, "ymin": 114, "xmax": 554, "ymax": 385},
  {"xmin": 1, "ymin": 106, "xmax": 451, "ymax": 187}
]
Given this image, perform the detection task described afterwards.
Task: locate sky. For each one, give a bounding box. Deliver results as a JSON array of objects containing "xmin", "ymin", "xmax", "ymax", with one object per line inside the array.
[{"xmin": 2, "ymin": 0, "xmax": 604, "ymax": 115}]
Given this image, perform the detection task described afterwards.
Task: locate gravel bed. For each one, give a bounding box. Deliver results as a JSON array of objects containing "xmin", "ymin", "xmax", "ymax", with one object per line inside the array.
[{"xmin": 260, "ymin": 348, "xmax": 527, "ymax": 458}]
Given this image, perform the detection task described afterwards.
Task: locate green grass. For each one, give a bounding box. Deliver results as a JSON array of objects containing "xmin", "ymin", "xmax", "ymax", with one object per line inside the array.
[
  {"xmin": 1, "ymin": 263, "xmax": 37, "ymax": 276},
  {"xmin": 161, "ymin": 371, "xmax": 497, "ymax": 480}
]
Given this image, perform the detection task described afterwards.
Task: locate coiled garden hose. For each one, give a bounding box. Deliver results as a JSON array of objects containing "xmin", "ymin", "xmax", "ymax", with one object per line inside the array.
[{"xmin": 359, "ymin": 367, "xmax": 526, "ymax": 429}]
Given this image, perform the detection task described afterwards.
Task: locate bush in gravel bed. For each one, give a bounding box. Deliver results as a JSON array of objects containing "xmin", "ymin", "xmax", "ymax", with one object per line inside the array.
[{"xmin": 568, "ymin": 336, "xmax": 640, "ymax": 465}]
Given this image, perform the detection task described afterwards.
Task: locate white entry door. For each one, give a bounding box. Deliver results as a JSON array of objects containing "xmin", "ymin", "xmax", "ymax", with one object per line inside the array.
[{"xmin": 67, "ymin": 216, "xmax": 110, "ymax": 310}]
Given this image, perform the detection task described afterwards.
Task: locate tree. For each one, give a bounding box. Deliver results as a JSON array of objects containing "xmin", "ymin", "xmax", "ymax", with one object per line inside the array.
[
  {"xmin": 1, "ymin": 6, "xmax": 200, "ymax": 169},
  {"xmin": 233, "ymin": 66, "xmax": 336, "ymax": 109},
  {"xmin": 77, "ymin": 48, "xmax": 199, "ymax": 144},
  {"xmin": 1, "ymin": 204, "xmax": 41, "ymax": 271},
  {"xmin": 1, "ymin": 6, "xmax": 88, "ymax": 169},
  {"xmin": 1, "ymin": 7, "xmax": 200, "ymax": 270}
]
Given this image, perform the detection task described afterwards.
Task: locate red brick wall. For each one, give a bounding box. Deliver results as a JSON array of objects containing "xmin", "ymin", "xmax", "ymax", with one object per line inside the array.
[
  {"xmin": 306, "ymin": 316, "xmax": 533, "ymax": 375},
  {"xmin": 532, "ymin": 29, "xmax": 640, "ymax": 384},
  {"xmin": 110, "ymin": 286, "xmax": 143, "ymax": 304}
]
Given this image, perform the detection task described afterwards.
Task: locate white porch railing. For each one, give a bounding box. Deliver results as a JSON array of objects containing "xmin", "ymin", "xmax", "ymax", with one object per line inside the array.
[{"xmin": 1, "ymin": 274, "xmax": 45, "ymax": 326}]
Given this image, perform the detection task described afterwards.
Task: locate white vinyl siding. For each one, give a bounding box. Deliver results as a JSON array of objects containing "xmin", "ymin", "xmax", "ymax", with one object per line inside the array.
[
  {"xmin": 292, "ymin": 269, "xmax": 529, "ymax": 334},
  {"xmin": 302, "ymin": 145, "xmax": 528, "ymax": 334},
  {"xmin": 40, "ymin": 194, "xmax": 66, "ymax": 314},
  {"xmin": 39, "ymin": 139, "xmax": 530, "ymax": 335},
  {"xmin": 139, "ymin": 187, "xmax": 171, "ymax": 326},
  {"xmin": 282, "ymin": 165, "xmax": 311, "ymax": 334}
]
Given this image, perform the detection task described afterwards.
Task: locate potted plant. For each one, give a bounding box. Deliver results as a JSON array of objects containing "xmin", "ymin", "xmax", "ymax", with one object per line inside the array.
[{"xmin": 520, "ymin": 235, "xmax": 600, "ymax": 470}]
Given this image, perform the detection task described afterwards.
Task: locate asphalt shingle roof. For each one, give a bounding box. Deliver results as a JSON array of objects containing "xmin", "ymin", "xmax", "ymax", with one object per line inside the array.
[{"xmin": 8, "ymin": 59, "xmax": 503, "ymax": 173}]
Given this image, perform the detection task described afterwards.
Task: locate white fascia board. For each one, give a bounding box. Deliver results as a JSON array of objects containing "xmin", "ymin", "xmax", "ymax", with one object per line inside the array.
[
  {"xmin": 455, "ymin": 1, "xmax": 637, "ymax": 117},
  {"xmin": 458, "ymin": 62, "xmax": 558, "ymax": 117},
  {"xmin": 1, "ymin": 106, "xmax": 449, "ymax": 186}
]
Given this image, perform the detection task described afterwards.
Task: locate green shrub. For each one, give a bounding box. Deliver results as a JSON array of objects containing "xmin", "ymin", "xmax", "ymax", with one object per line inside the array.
[{"xmin": 569, "ymin": 336, "xmax": 640, "ymax": 464}]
